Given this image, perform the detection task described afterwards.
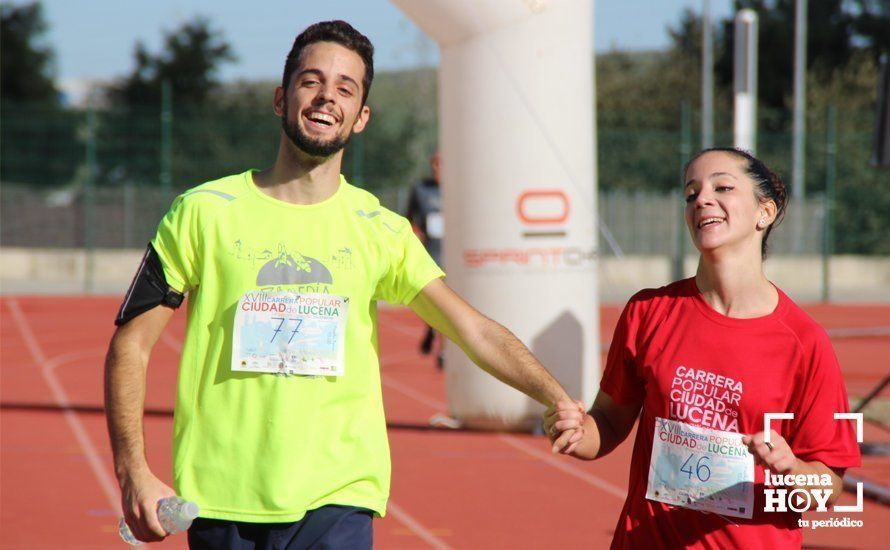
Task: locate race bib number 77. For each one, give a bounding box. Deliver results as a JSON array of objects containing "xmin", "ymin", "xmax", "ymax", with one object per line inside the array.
[{"xmin": 232, "ymin": 291, "xmax": 348, "ymax": 376}]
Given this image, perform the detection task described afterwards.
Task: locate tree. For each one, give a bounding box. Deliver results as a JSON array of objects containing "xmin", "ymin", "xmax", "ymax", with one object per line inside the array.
[
  {"xmin": 347, "ymin": 67, "xmax": 438, "ymax": 193},
  {"xmin": 1, "ymin": 2, "xmax": 58, "ymax": 103},
  {"xmin": 107, "ymin": 17, "xmax": 235, "ymax": 106},
  {"xmin": 711, "ymin": 1, "xmax": 853, "ymax": 114},
  {"xmin": 848, "ymin": 0, "xmax": 890, "ymax": 62},
  {"xmin": 668, "ymin": 1, "xmax": 888, "ymax": 115},
  {"xmin": 1, "ymin": 2, "xmax": 82, "ymax": 188},
  {"xmin": 95, "ymin": 17, "xmax": 237, "ymax": 190}
]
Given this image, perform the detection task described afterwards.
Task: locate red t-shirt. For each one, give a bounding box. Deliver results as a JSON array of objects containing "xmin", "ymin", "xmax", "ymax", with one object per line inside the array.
[{"xmin": 601, "ymin": 278, "xmax": 861, "ymax": 549}]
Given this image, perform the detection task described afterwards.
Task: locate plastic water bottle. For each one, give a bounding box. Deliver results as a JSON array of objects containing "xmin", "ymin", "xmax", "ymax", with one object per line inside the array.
[{"xmin": 118, "ymin": 496, "xmax": 199, "ymax": 546}]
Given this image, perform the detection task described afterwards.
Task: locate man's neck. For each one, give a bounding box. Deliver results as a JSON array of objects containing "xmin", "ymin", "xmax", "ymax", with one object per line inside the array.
[{"xmin": 253, "ymin": 135, "xmax": 344, "ymax": 205}]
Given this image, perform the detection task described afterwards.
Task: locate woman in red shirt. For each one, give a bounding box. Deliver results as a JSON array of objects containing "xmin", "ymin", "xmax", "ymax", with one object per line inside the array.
[{"xmin": 546, "ymin": 148, "xmax": 860, "ymax": 549}]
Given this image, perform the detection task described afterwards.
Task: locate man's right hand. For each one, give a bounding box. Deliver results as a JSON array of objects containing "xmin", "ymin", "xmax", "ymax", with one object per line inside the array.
[
  {"xmin": 105, "ymin": 305, "xmax": 178, "ymax": 541},
  {"xmin": 120, "ymin": 469, "xmax": 177, "ymax": 542},
  {"xmin": 544, "ymin": 399, "xmax": 587, "ymax": 454}
]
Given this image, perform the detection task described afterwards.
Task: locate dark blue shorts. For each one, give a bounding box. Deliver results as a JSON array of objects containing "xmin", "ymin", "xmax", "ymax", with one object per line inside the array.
[{"xmin": 187, "ymin": 505, "xmax": 374, "ymax": 550}]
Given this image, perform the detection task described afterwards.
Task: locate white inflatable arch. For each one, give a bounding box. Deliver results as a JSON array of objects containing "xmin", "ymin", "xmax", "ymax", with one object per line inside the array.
[{"xmin": 393, "ymin": 0, "xmax": 599, "ymax": 430}]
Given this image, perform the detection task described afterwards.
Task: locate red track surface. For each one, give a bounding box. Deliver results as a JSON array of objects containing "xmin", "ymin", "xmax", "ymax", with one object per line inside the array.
[{"xmin": 1, "ymin": 297, "xmax": 888, "ymax": 549}]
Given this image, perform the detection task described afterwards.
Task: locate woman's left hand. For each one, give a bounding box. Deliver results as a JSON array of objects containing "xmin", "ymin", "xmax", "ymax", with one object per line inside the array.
[{"xmin": 742, "ymin": 430, "xmax": 798, "ymax": 474}]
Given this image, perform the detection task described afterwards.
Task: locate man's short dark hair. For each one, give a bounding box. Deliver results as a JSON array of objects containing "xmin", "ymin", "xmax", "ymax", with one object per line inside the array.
[{"xmin": 282, "ymin": 20, "xmax": 375, "ymax": 104}]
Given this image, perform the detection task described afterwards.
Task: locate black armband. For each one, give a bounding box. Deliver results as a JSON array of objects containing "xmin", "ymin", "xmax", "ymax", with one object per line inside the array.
[{"xmin": 115, "ymin": 243, "xmax": 185, "ymax": 326}]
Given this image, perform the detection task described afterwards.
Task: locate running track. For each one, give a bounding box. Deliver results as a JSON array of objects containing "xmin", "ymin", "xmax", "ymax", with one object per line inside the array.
[{"xmin": 1, "ymin": 297, "xmax": 888, "ymax": 549}]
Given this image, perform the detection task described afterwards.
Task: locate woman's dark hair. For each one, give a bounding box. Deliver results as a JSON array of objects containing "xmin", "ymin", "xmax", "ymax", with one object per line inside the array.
[
  {"xmin": 684, "ymin": 147, "xmax": 789, "ymax": 259},
  {"xmin": 282, "ymin": 20, "xmax": 375, "ymax": 104}
]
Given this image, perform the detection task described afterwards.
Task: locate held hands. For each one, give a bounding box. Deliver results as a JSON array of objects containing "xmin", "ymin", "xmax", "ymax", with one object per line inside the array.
[
  {"xmin": 120, "ymin": 469, "xmax": 177, "ymax": 543},
  {"xmin": 543, "ymin": 399, "xmax": 587, "ymax": 454},
  {"xmin": 742, "ymin": 430, "xmax": 798, "ymax": 474}
]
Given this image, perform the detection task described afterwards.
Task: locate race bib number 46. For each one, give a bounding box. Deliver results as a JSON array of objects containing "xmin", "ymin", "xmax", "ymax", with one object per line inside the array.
[
  {"xmin": 646, "ymin": 417, "xmax": 754, "ymax": 519},
  {"xmin": 232, "ymin": 291, "xmax": 348, "ymax": 376}
]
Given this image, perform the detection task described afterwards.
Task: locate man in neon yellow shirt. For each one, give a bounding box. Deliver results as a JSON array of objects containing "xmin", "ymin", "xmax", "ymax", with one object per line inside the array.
[{"xmin": 106, "ymin": 20, "xmax": 579, "ymax": 549}]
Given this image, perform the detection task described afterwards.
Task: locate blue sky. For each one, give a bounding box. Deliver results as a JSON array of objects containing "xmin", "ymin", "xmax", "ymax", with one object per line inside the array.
[{"xmin": 22, "ymin": 0, "xmax": 733, "ymax": 83}]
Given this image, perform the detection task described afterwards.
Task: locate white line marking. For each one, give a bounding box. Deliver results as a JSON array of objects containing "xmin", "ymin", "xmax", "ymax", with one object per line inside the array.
[
  {"xmin": 826, "ymin": 326, "xmax": 890, "ymax": 339},
  {"xmin": 44, "ymin": 348, "xmax": 106, "ymax": 372},
  {"xmin": 379, "ymin": 350, "xmax": 422, "ymax": 368},
  {"xmin": 496, "ymin": 435, "xmax": 626, "ymax": 499},
  {"xmin": 159, "ymin": 331, "xmax": 183, "ymax": 353},
  {"xmin": 382, "ymin": 378, "xmax": 447, "ymax": 410},
  {"xmin": 387, "ymin": 500, "xmax": 453, "ymax": 550},
  {"xmin": 5, "ymin": 297, "xmax": 120, "ymax": 511},
  {"xmin": 380, "ymin": 376, "xmax": 626, "ymax": 499},
  {"xmin": 383, "ymin": 320, "xmax": 424, "ymax": 338}
]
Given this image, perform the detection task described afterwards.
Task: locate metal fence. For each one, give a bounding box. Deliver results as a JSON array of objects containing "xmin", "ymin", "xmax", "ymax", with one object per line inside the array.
[
  {"xmin": 0, "ymin": 102, "xmax": 883, "ymax": 257},
  {"xmin": 1, "ymin": 180, "xmax": 827, "ymax": 259},
  {"xmin": 597, "ymin": 189, "xmax": 826, "ymax": 257}
]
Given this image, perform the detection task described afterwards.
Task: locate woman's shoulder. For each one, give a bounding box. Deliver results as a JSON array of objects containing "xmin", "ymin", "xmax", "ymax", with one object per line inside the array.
[
  {"xmin": 773, "ymin": 287, "xmax": 833, "ymax": 349},
  {"xmin": 621, "ymin": 279, "xmax": 696, "ymax": 326},
  {"xmin": 628, "ymin": 278, "xmax": 695, "ymax": 306}
]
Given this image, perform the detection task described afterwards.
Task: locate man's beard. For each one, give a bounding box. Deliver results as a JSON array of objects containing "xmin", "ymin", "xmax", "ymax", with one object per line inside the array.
[{"xmin": 282, "ymin": 104, "xmax": 351, "ymax": 158}]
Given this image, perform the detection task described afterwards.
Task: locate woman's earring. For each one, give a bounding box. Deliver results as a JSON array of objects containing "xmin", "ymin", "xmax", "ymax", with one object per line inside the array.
[{"xmin": 758, "ymin": 217, "xmax": 766, "ymax": 228}]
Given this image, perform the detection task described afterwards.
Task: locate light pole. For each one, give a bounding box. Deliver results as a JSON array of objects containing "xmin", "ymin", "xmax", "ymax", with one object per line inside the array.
[
  {"xmin": 702, "ymin": 0, "xmax": 714, "ymax": 149},
  {"xmin": 792, "ymin": 0, "xmax": 808, "ymax": 201},
  {"xmin": 733, "ymin": 9, "xmax": 758, "ymax": 153}
]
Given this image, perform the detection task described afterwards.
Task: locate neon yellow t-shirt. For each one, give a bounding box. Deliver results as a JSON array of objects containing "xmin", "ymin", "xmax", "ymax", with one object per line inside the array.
[{"xmin": 152, "ymin": 170, "xmax": 444, "ymax": 522}]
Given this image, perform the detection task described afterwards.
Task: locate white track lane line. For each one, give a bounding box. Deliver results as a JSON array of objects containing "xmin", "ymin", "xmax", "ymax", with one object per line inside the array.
[
  {"xmin": 384, "ymin": 319, "xmax": 424, "ymax": 338},
  {"xmin": 381, "ymin": 377, "xmax": 447, "ymax": 409},
  {"xmin": 44, "ymin": 348, "xmax": 106, "ymax": 372},
  {"xmin": 496, "ymin": 436, "xmax": 626, "ymax": 499},
  {"xmin": 5, "ymin": 297, "xmax": 121, "ymax": 511},
  {"xmin": 827, "ymin": 325, "xmax": 890, "ymax": 338},
  {"xmin": 387, "ymin": 500, "xmax": 453, "ymax": 550},
  {"xmin": 157, "ymin": 329, "xmax": 450, "ymax": 548},
  {"xmin": 160, "ymin": 331, "xmax": 183, "ymax": 353},
  {"xmin": 379, "ymin": 378, "xmax": 627, "ymax": 500}
]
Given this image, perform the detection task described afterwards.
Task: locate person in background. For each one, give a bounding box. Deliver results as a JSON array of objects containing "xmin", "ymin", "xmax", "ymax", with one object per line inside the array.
[{"xmin": 405, "ymin": 152, "xmax": 444, "ymax": 366}]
